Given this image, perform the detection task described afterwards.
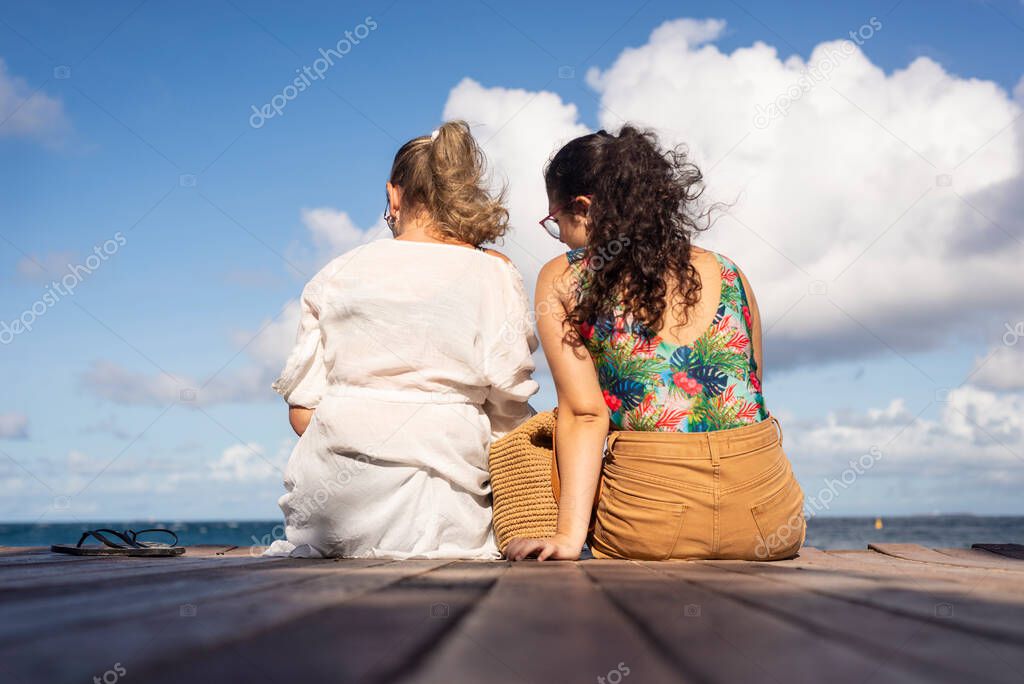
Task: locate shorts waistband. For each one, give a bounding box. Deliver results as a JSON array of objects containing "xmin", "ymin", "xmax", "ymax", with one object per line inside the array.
[{"xmin": 606, "ymin": 415, "xmax": 782, "ymax": 461}]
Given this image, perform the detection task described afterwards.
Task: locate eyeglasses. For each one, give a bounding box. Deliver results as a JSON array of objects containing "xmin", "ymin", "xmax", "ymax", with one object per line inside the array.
[
  {"xmin": 538, "ymin": 203, "xmax": 567, "ymax": 240},
  {"xmin": 539, "ymin": 196, "xmax": 592, "ymax": 240}
]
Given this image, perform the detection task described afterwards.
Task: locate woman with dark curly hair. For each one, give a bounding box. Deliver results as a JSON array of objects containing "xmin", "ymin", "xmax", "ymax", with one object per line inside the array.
[{"xmin": 505, "ymin": 126, "xmax": 804, "ymax": 562}]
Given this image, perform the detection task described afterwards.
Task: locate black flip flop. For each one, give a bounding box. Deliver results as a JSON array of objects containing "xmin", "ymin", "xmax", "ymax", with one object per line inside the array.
[{"xmin": 51, "ymin": 528, "xmax": 186, "ymax": 556}]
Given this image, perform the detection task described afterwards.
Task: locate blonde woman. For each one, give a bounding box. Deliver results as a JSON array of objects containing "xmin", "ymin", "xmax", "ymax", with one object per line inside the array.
[{"xmin": 267, "ymin": 121, "xmax": 538, "ymax": 559}]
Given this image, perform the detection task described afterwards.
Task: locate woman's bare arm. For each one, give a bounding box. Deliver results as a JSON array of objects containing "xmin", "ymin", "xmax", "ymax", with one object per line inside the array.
[
  {"xmin": 736, "ymin": 267, "xmax": 765, "ymax": 382},
  {"xmin": 505, "ymin": 256, "xmax": 608, "ymax": 561},
  {"xmin": 289, "ymin": 406, "xmax": 314, "ymax": 436}
]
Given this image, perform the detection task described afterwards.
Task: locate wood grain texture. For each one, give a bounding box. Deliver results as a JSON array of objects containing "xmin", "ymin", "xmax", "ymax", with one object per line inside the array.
[
  {"xmin": 405, "ymin": 560, "xmax": 681, "ymax": 684},
  {"xmin": 1, "ymin": 546, "xmax": 1022, "ymax": 684}
]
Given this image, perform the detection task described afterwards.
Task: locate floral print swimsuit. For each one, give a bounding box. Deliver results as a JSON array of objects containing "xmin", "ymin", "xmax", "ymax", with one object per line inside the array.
[{"xmin": 567, "ymin": 249, "xmax": 767, "ymax": 432}]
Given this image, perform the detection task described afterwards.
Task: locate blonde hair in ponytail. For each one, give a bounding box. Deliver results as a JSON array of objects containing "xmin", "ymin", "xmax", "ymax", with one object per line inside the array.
[{"xmin": 389, "ymin": 120, "xmax": 509, "ymax": 245}]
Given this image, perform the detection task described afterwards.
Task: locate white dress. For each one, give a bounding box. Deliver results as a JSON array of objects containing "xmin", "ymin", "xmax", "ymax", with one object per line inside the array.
[{"xmin": 265, "ymin": 239, "xmax": 538, "ymax": 559}]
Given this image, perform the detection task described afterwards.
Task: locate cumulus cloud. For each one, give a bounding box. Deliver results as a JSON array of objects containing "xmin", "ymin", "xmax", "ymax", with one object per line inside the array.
[
  {"xmin": 786, "ymin": 384, "xmax": 1024, "ymax": 513},
  {"xmin": 430, "ymin": 20, "xmax": 1024, "ymax": 512},
  {"xmin": 208, "ymin": 442, "xmax": 279, "ymax": 481},
  {"xmin": 0, "ymin": 413, "xmax": 29, "ymax": 439},
  {"xmin": 287, "ymin": 209, "xmax": 389, "ymax": 276},
  {"xmin": 443, "ymin": 77, "xmax": 591, "ymax": 283},
  {"xmin": 393, "ymin": 18, "xmax": 1024, "ymax": 374},
  {"xmin": 0, "ymin": 58, "xmax": 70, "ymax": 144},
  {"xmin": 301, "ymin": 208, "xmax": 388, "ymax": 255},
  {"xmin": 969, "ymin": 339, "xmax": 1024, "ymax": 391},
  {"xmin": 583, "ymin": 17, "xmax": 1024, "ymax": 369}
]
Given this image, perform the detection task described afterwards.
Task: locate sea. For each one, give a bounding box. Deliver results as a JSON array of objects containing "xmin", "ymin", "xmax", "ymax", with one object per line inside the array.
[{"xmin": 2, "ymin": 515, "xmax": 1022, "ymax": 551}]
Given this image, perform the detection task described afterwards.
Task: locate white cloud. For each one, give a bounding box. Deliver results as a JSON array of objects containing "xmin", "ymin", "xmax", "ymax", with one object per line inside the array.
[
  {"xmin": 0, "ymin": 58, "xmax": 69, "ymax": 144},
  {"xmin": 79, "ymin": 359, "xmax": 270, "ymax": 407},
  {"xmin": 582, "ymin": 18, "xmax": 1023, "ymax": 369},
  {"xmin": 443, "ymin": 77, "xmax": 591, "ymax": 282},
  {"xmin": 413, "ymin": 19, "xmax": 1024, "ymax": 373},
  {"xmin": 301, "ymin": 207, "xmax": 389, "ymax": 257},
  {"xmin": 0, "ymin": 413, "xmax": 29, "ymax": 439},
  {"xmin": 208, "ymin": 442, "xmax": 278, "ymax": 481},
  {"xmin": 288, "ymin": 209, "xmax": 389, "ymax": 276},
  {"xmin": 969, "ymin": 339, "xmax": 1024, "ymax": 391},
  {"xmin": 786, "ymin": 384, "xmax": 1024, "ymax": 513}
]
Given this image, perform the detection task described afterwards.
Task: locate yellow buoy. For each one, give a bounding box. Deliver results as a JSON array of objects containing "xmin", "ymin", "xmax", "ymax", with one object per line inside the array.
[{"xmin": 874, "ymin": 517, "xmax": 884, "ymax": 530}]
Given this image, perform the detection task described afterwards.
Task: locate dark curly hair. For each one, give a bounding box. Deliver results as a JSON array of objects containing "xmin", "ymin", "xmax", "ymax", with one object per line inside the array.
[{"xmin": 545, "ymin": 125, "xmax": 711, "ymax": 338}]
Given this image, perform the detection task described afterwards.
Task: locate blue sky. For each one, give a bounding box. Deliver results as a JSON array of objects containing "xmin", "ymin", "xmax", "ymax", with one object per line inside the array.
[{"xmin": 2, "ymin": 0, "xmax": 1023, "ymax": 522}]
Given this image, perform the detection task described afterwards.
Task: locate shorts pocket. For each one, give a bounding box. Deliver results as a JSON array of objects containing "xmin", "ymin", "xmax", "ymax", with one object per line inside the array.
[
  {"xmin": 750, "ymin": 476, "xmax": 805, "ymax": 560},
  {"xmin": 592, "ymin": 484, "xmax": 685, "ymax": 561}
]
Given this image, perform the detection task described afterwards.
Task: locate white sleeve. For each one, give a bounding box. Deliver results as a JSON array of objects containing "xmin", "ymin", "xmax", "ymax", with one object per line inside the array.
[
  {"xmin": 271, "ymin": 276, "xmax": 328, "ymax": 409},
  {"xmin": 483, "ymin": 264, "xmax": 539, "ymax": 440}
]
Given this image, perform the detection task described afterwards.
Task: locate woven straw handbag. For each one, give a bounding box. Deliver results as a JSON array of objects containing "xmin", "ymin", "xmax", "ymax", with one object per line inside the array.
[{"xmin": 488, "ymin": 410, "xmax": 560, "ymax": 552}]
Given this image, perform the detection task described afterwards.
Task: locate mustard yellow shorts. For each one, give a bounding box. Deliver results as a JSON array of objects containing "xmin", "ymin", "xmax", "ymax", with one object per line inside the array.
[{"xmin": 589, "ymin": 416, "xmax": 805, "ymax": 561}]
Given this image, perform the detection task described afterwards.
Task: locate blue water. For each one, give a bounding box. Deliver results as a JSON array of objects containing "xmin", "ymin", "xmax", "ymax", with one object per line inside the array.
[{"xmin": 2, "ymin": 516, "xmax": 1022, "ymax": 550}]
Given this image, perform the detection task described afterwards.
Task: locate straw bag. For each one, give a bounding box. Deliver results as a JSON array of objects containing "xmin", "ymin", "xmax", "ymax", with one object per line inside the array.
[{"xmin": 488, "ymin": 410, "xmax": 560, "ymax": 552}]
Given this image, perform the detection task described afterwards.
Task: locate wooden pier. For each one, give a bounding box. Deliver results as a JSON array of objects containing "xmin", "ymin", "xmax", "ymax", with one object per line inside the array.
[{"xmin": 1, "ymin": 543, "xmax": 1022, "ymax": 683}]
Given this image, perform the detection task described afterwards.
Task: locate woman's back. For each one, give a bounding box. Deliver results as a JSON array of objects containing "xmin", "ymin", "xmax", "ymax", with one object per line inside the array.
[
  {"xmin": 567, "ymin": 246, "xmax": 766, "ymax": 432},
  {"xmin": 305, "ymin": 239, "xmax": 531, "ymax": 401},
  {"xmin": 269, "ymin": 120, "xmax": 537, "ymax": 559}
]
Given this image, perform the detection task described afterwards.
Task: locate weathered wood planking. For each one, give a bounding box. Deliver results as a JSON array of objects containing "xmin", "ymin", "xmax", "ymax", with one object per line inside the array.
[
  {"xmin": 719, "ymin": 551, "xmax": 1024, "ymax": 644},
  {"xmin": 1, "ymin": 558, "xmax": 447, "ymax": 683},
  {"xmin": 0, "ymin": 544, "xmax": 1021, "ymax": 684},
  {"xmin": 687, "ymin": 559, "xmax": 1024, "ymax": 682},
  {"xmin": 587, "ymin": 560, "xmax": 937, "ymax": 684},
  {"xmin": 405, "ymin": 561, "xmax": 680, "ymax": 683},
  {"xmin": 134, "ymin": 561, "xmax": 506, "ymax": 684}
]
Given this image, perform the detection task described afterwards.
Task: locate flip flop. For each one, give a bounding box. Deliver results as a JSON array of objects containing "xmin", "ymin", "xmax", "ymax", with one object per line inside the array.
[{"xmin": 51, "ymin": 528, "xmax": 186, "ymax": 556}]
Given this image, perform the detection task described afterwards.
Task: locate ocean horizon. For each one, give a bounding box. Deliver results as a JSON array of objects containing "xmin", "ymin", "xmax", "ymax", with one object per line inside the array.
[{"xmin": 4, "ymin": 515, "xmax": 1022, "ymax": 552}]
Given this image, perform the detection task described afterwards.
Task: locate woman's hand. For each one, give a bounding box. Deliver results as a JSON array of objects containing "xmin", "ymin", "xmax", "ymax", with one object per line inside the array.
[{"xmin": 504, "ymin": 534, "xmax": 583, "ymax": 561}]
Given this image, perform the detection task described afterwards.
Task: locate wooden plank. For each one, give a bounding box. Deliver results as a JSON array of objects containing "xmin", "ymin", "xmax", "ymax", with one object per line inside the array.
[
  {"xmin": 869, "ymin": 544, "xmax": 1024, "ymax": 572},
  {"xmin": 0, "ymin": 559, "xmax": 450, "ymax": 684},
  {"xmin": 813, "ymin": 549, "xmax": 1024, "ymax": 597},
  {"xmin": 935, "ymin": 547, "xmax": 1024, "ymax": 568},
  {"xmin": 667, "ymin": 560, "xmax": 1024, "ymax": 683},
  {"xmin": 405, "ymin": 560, "xmax": 681, "ymax": 683},
  {"xmin": 582, "ymin": 560, "xmax": 937, "ymax": 684},
  {"xmin": 129, "ymin": 561, "xmax": 506, "ymax": 684},
  {"xmin": 0, "ymin": 554, "xmax": 276, "ymax": 590},
  {"xmin": 972, "ymin": 544, "xmax": 1024, "ymax": 561},
  {"xmin": 705, "ymin": 553, "xmax": 1024, "ymax": 645},
  {"xmin": 0, "ymin": 558, "xmax": 382, "ymax": 644}
]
